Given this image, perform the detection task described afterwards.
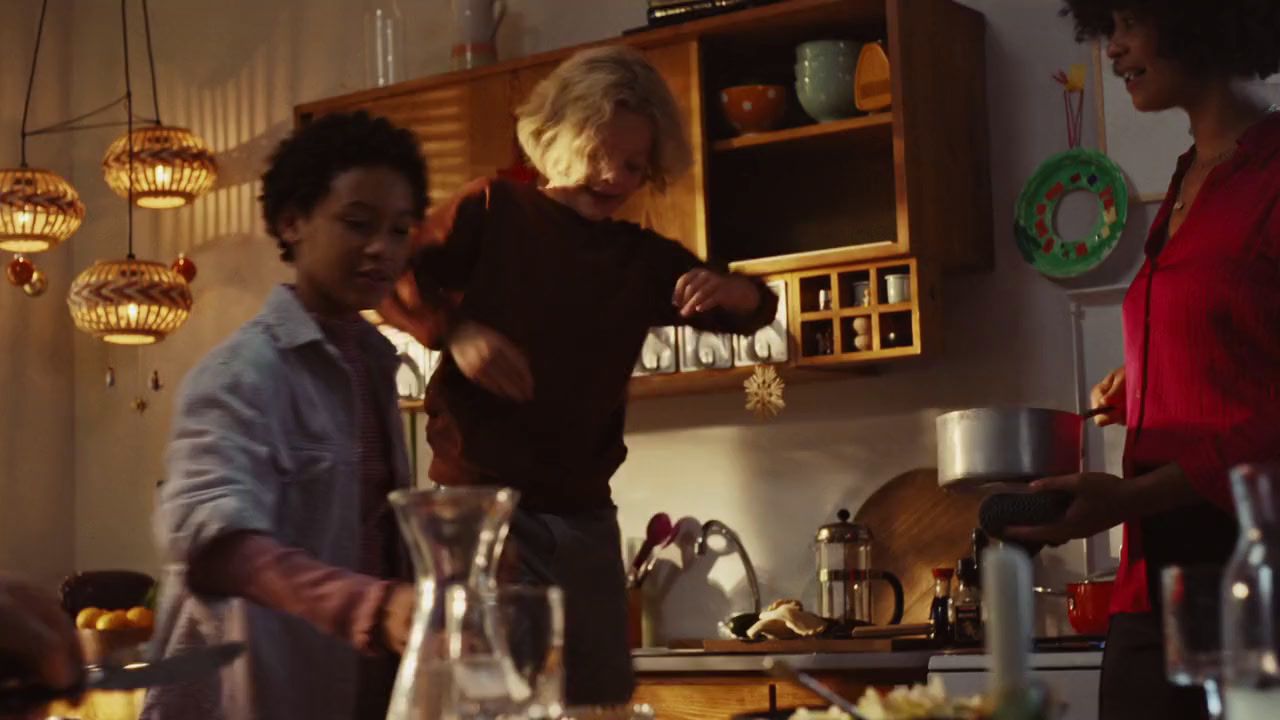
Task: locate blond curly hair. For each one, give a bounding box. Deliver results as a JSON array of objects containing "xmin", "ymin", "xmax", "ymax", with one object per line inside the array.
[{"xmin": 516, "ymin": 45, "xmax": 693, "ymax": 192}]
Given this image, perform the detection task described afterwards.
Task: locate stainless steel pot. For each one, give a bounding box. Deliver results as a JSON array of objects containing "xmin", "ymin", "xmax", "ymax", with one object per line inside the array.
[{"xmin": 936, "ymin": 406, "xmax": 1108, "ymax": 489}]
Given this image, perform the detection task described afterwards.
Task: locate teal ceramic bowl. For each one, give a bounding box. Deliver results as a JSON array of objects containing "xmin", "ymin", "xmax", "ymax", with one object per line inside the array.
[
  {"xmin": 796, "ymin": 72, "xmax": 857, "ymax": 122},
  {"xmin": 795, "ymin": 39, "xmax": 859, "ymax": 61}
]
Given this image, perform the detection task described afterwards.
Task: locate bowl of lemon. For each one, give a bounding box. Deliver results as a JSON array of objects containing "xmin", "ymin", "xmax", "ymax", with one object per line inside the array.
[{"xmin": 75, "ymin": 605, "xmax": 155, "ymax": 666}]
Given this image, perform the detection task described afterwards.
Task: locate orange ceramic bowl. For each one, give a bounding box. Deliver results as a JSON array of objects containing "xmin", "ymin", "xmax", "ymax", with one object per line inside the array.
[{"xmin": 719, "ymin": 84, "xmax": 787, "ymax": 135}]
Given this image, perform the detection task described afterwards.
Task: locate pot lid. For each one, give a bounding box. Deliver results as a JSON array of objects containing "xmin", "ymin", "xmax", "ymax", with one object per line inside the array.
[{"xmin": 816, "ymin": 509, "xmax": 873, "ymax": 544}]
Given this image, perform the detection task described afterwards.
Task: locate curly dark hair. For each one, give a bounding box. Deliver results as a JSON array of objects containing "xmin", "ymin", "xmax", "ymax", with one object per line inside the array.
[
  {"xmin": 1061, "ymin": 0, "xmax": 1280, "ymax": 80},
  {"xmin": 260, "ymin": 111, "xmax": 428, "ymax": 262}
]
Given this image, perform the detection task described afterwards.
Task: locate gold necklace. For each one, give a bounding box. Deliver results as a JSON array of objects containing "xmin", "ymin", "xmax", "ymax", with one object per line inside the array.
[
  {"xmin": 1173, "ymin": 147, "xmax": 1236, "ymax": 212},
  {"xmin": 1174, "ymin": 105, "xmax": 1279, "ymax": 213}
]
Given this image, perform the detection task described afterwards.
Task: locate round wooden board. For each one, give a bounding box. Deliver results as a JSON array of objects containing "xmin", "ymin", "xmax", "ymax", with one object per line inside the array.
[{"xmin": 854, "ymin": 468, "xmax": 983, "ymax": 625}]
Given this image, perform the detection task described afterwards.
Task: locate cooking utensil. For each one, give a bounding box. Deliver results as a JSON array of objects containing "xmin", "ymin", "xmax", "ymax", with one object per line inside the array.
[
  {"xmin": 0, "ymin": 642, "xmax": 244, "ymax": 715},
  {"xmin": 763, "ymin": 658, "xmax": 869, "ymax": 720},
  {"xmin": 1033, "ymin": 578, "xmax": 1114, "ymax": 636},
  {"xmin": 627, "ymin": 513, "xmax": 673, "ymax": 586},
  {"xmin": 632, "ymin": 517, "xmax": 677, "ymax": 589},
  {"xmin": 936, "ymin": 406, "xmax": 1113, "ymax": 489}
]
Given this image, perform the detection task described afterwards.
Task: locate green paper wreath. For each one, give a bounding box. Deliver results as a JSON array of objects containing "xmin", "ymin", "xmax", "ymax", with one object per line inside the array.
[{"xmin": 1014, "ymin": 148, "xmax": 1129, "ymax": 278}]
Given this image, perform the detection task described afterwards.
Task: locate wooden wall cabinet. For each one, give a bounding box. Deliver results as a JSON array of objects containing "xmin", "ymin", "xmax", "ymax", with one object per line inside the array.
[{"xmin": 296, "ymin": 0, "xmax": 992, "ymax": 398}]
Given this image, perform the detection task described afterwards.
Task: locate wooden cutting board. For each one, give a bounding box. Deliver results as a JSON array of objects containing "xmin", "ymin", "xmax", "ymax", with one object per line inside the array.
[{"xmin": 854, "ymin": 468, "xmax": 983, "ymax": 625}]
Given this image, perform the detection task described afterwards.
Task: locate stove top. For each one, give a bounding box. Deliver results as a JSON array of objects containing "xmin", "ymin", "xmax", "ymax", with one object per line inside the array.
[
  {"xmin": 1033, "ymin": 635, "xmax": 1105, "ymax": 652},
  {"xmin": 892, "ymin": 635, "xmax": 1105, "ymax": 652}
]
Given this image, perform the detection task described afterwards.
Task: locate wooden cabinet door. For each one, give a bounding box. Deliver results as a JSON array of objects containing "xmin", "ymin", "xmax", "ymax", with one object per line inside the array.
[
  {"xmin": 511, "ymin": 62, "xmax": 557, "ymax": 112},
  {"xmin": 353, "ymin": 73, "xmax": 514, "ymax": 206},
  {"xmin": 614, "ymin": 41, "xmax": 708, "ymax": 259},
  {"xmin": 509, "ymin": 45, "xmax": 707, "ymax": 259},
  {"xmin": 632, "ymin": 676, "xmax": 771, "ymax": 720}
]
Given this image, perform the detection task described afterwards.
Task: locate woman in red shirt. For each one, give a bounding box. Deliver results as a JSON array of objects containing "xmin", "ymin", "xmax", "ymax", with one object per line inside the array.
[{"xmin": 1005, "ymin": 3, "xmax": 1280, "ymax": 719}]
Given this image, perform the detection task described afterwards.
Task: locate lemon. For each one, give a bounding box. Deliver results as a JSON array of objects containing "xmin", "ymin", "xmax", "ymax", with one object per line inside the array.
[
  {"xmin": 95, "ymin": 610, "xmax": 130, "ymax": 631},
  {"xmin": 125, "ymin": 606, "xmax": 154, "ymax": 629},
  {"xmin": 76, "ymin": 607, "xmax": 105, "ymax": 630}
]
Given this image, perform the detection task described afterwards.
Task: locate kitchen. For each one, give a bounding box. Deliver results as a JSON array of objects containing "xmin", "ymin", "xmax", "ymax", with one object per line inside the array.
[{"xmin": 3, "ymin": 0, "xmax": 1278, "ymax": 719}]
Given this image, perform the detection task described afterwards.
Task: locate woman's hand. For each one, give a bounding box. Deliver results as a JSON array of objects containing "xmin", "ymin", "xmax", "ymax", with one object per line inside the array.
[
  {"xmin": 447, "ymin": 321, "xmax": 534, "ymax": 402},
  {"xmin": 1000, "ymin": 472, "xmax": 1130, "ymax": 547},
  {"xmin": 1090, "ymin": 366, "xmax": 1126, "ymax": 427},
  {"xmin": 380, "ymin": 584, "xmax": 415, "ymax": 655},
  {"xmin": 0, "ymin": 576, "xmax": 83, "ymax": 693},
  {"xmin": 673, "ymin": 269, "xmax": 760, "ymax": 318}
]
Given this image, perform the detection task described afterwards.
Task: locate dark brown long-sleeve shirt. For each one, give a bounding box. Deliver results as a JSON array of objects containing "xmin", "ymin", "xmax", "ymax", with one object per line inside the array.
[{"xmin": 380, "ymin": 178, "xmax": 777, "ymax": 513}]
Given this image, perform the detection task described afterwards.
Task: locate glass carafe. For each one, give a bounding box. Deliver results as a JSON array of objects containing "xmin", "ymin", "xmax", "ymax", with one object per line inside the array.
[
  {"xmin": 1222, "ymin": 463, "xmax": 1280, "ymax": 720},
  {"xmin": 387, "ymin": 486, "xmax": 521, "ymax": 720}
]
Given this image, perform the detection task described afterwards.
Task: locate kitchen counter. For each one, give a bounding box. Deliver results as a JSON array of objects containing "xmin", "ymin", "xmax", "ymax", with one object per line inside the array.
[
  {"xmin": 631, "ymin": 648, "xmax": 936, "ymax": 719},
  {"xmin": 632, "ymin": 647, "xmax": 938, "ymax": 673},
  {"xmin": 630, "ymin": 646, "xmax": 1106, "ymax": 720}
]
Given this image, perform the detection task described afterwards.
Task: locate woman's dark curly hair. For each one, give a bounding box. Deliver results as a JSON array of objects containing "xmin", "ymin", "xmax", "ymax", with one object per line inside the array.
[
  {"xmin": 1061, "ymin": 0, "xmax": 1280, "ymax": 80},
  {"xmin": 260, "ymin": 110, "xmax": 428, "ymax": 262}
]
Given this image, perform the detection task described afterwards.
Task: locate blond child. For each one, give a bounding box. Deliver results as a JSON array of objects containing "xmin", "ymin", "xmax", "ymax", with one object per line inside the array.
[{"xmin": 379, "ymin": 45, "xmax": 778, "ymax": 703}]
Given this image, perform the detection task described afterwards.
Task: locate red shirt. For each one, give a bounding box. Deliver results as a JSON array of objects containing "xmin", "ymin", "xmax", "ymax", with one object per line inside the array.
[{"xmin": 1113, "ymin": 111, "xmax": 1280, "ymax": 614}]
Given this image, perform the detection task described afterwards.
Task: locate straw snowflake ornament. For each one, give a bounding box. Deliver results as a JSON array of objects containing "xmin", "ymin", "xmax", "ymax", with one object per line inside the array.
[{"xmin": 744, "ymin": 365, "xmax": 785, "ymax": 419}]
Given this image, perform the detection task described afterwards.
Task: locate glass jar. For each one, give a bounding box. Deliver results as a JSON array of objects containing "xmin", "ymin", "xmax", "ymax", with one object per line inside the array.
[
  {"xmin": 364, "ymin": 0, "xmax": 406, "ymax": 88},
  {"xmin": 950, "ymin": 558, "xmax": 983, "ymax": 645}
]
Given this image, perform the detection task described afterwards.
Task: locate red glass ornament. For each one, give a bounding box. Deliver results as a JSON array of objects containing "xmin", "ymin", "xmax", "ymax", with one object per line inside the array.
[
  {"xmin": 171, "ymin": 253, "xmax": 197, "ymax": 282},
  {"xmin": 6, "ymin": 255, "xmax": 35, "ymax": 287}
]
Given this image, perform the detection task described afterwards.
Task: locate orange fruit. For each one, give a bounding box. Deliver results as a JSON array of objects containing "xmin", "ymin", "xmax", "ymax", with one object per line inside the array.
[
  {"xmin": 76, "ymin": 607, "xmax": 104, "ymax": 630},
  {"xmin": 125, "ymin": 606, "xmax": 154, "ymax": 629},
  {"xmin": 95, "ymin": 610, "xmax": 130, "ymax": 631}
]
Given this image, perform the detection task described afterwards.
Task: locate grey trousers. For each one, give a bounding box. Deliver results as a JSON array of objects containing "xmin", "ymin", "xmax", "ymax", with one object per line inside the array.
[{"xmin": 509, "ymin": 507, "xmax": 635, "ymax": 706}]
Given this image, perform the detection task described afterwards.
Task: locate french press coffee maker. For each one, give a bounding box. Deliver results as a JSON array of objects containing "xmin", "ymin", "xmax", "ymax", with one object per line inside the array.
[{"xmin": 815, "ymin": 509, "xmax": 905, "ymax": 630}]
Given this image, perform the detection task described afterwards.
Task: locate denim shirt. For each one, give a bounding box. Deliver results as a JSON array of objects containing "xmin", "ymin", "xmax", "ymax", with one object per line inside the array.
[{"xmin": 141, "ymin": 286, "xmax": 411, "ymax": 720}]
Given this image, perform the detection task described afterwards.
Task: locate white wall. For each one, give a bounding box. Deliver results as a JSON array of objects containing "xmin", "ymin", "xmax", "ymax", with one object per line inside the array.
[
  {"xmin": 0, "ymin": 0, "xmax": 77, "ymax": 590},
  {"xmin": 2, "ymin": 0, "xmax": 1168, "ymax": 636}
]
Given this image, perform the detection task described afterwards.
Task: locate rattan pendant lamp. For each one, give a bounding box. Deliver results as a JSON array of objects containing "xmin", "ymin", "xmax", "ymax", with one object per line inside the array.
[
  {"xmin": 0, "ymin": 0, "xmax": 85, "ymax": 256},
  {"xmin": 67, "ymin": 0, "xmax": 195, "ymax": 345}
]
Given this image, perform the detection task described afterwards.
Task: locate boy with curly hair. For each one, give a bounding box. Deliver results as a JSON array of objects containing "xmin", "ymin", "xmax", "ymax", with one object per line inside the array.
[{"xmin": 145, "ymin": 111, "xmax": 427, "ymax": 720}]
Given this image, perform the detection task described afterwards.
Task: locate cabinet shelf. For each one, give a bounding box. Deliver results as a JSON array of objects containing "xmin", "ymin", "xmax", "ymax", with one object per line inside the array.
[
  {"xmin": 307, "ymin": 0, "xmax": 990, "ymax": 400},
  {"xmin": 712, "ymin": 113, "xmax": 892, "ymax": 153}
]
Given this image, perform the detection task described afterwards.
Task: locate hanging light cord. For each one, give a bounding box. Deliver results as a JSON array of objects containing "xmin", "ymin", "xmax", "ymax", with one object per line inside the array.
[
  {"xmin": 121, "ymin": 0, "xmax": 136, "ymax": 259},
  {"xmin": 17, "ymin": 0, "xmax": 51, "ymax": 167},
  {"xmin": 141, "ymin": 0, "xmax": 163, "ymax": 126},
  {"xmin": 19, "ymin": 0, "xmax": 160, "ymax": 144}
]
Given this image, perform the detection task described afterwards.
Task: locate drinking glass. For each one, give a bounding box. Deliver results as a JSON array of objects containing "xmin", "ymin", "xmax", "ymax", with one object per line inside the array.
[
  {"xmin": 1162, "ymin": 564, "xmax": 1225, "ymax": 719},
  {"xmin": 488, "ymin": 585, "xmax": 565, "ymax": 720}
]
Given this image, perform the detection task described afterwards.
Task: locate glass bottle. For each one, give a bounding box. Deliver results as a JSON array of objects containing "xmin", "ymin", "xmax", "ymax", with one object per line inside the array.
[
  {"xmin": 1221, "ymin": 463, "xmax": 1280, "ymax": 720},
  {"xmin": 386, "ymin": 485, "xmax": 522, "ymax": 720},
  {"xmin": 929, "ymin": 567, "xmax": 954, "ymax": 643},
  {"xmin": 950, "ymin": 558, "xmax": 983, "ymax": 646},
  {"xmin": 364, "ymin": 0, "xmax": 406, "ymax": 88}
]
